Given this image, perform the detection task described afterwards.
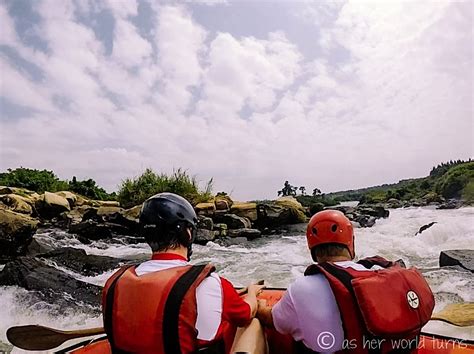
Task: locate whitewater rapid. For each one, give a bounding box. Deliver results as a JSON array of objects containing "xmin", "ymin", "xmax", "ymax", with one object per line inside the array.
[{"xmin": 1, "ymin": 206, "xmax": 473, "ymax": 353}]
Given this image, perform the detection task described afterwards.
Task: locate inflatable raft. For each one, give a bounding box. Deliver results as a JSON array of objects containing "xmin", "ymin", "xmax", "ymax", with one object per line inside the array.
[{"xmin": 64, "ymin": 289, "xmax": 474, "ymax": 354}]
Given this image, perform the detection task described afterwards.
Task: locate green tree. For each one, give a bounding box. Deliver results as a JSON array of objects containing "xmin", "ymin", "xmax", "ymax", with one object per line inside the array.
[
  {"xmin": 0, "ymin": 167, "xmax": 68, "ymax": 192},
  {"xmin": 69, "ymin": 176, "xmax": 112, "ymax": 200}
]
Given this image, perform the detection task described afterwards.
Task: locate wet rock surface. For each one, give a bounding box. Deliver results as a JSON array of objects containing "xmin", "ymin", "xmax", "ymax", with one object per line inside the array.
[
  {"xmin": 439, "ymin": 250, "xmax": 474, "ymax": 272},
  {"xmin": 0, "ymin": 256, "xmax": 102, "ymax": 307},
  {"xmin": 39, "ymin": 247, "xmax": 124, "ymax": 276},
  {"xmin": 0, "ymin": 209, "xmax": 38, "ymax": 263}
]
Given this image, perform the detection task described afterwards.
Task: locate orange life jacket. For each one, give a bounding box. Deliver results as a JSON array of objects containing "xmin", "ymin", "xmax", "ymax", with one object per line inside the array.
[
  {"xmin": 102, "ymin": 263, "xmax": 215, "ymax": 354},
  {"xmin": 302, "ymin": 256, "xmax": 435, "ymax": 354}
]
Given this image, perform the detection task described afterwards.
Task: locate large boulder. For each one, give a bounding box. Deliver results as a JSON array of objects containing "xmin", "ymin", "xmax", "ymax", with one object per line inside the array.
[
  {"xmin": 40, "ymin": 247, "xmax": 123, "ymax": 276},
  {"xmin": 437, "ymin": 199, "xmax": 462, "ymax": 210},
  {"xmin": 215, "ymin": 193, "xmax": 233, "ymax": 211},
  {"xmin": 228, "ymin": 228, "xmax": 262, "ymax": 240},
  {"xmin": 0, "ymin": 256, "xmax": 101, "ymax": 307},
  {"xmin": 230, "ymin": 202, "xmax": 258, "ymax": 221},
  {"xmin": 256, "ymin": 197, "xmax": 306, "ymax": 227},
  {"xmin": 214, "ymin": 223, "xmax": 228, "ymax": 237},
  {"xmin": 356, "ymin": 205, "xmax": 389, "ymax": 219},
  {"xmin": 0, "ymin": 194, "xmax": 34, "ymax": 215},
  {"xmin": 36, "ymin": 191, "xmax": 71, "ymax": 218},
  {"xmin": 59, "ymin": 205, "xmax": 94, "ymax": 227},
  {"xmin": 69, "ymin": 219, "xmax": 129, "ymax": 241},
  {"xmin": 197, "ymin": 216, "xmax": 213, "ymax": 231},
  {"xmin": 0, "ymin": 186, "xmax": 36, "ymax": 196},
  {"xmin": 0, "ymin": 209, "xmax": 38, "ymax": 263},
  {"xmin": 439, "ymin": 250, "xmax": 474, "ymax": 272},
  {"xmin": 95, "ymin": 200, "xmax": 120, "ymax": 207},
  {"xmin": 421, "ymin": 192, "xmax": 444, "ymax": 204},
  {"xmin": 195, "ymin": 202, "xmax": 216, "ymax": 217},
  {"xmin": 55, "ymin": 191, "xmax": 78, "ymax": 208},
  {"xmin": 123, "ymin": 205, "xmax": 142, "ymax": 220},
  {"xmin": 214, "ymin": 214, "xmax": 251, "ymax": 229},
  {"xmin": 195, "ymin": 229, "xmax": 216, "ymax": 245},
  {"xmin": 80, "ymin": 206, "xmax": 139, "ymax": 235},
  {"xmin": 97, "ymin": 206, "xmax": 124, "ymax": 216},
  {"xmin": 386, "ymin": 198, "xmax": 402, "ymax": 209}
]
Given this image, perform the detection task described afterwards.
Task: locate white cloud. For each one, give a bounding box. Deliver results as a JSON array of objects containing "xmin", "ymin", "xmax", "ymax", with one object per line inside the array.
[
  {"xmin": 105, "ymin": 0, "xmax": 138, "ymax": 18},
  {"xmin": 111, "ymin": 18, "xmax": 153, "ymax": 67},
  {"xmin": 197, "ymin": 31, "xmax": 302, "ymax": 119},
  {"xmin": 0, "ymin": 0, "xmax": 472, "ymax": 200},
  {"xmin": 0, "ymin": 3, "xmax": 18, "ymax": 47}
]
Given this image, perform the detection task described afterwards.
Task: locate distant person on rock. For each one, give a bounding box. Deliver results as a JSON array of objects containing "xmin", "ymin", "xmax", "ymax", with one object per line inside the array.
[
  {"xmin": 102, "ymin": 193, "xmax": 263, "ymax": 354},
  {"xmin": 257, "ymin": 209, "xmax": 434, "ymax": 353}
]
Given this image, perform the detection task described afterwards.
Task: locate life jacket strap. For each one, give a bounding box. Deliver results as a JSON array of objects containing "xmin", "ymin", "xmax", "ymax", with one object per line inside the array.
[{"xmin": 163, "ymin": 264, "xmax": 215, "ymax": 354}]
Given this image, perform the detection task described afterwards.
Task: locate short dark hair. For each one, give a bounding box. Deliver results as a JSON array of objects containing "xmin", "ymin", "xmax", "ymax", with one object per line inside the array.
[
  {"xmin": 311, "ymin": 243, "xmax": 351, "ymax": 262},
  {"xmin": 143, "ymin": 222, "xmax": 190, "ymax": 253}
]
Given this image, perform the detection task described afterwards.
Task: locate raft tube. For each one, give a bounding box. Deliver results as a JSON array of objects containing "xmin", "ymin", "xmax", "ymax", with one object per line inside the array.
[{"xmin": 67, "ymin": 289, "xmax": 474, "ymax": 354}]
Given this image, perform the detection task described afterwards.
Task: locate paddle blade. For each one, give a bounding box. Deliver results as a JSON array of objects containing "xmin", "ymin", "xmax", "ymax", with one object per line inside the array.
[
  {"xmin": 431, "ymin": 303, "xmax": 474, "ymax": 327},
  {"xmin": 7, "ymin": 325, "xmax": 105, "ymax": 351},
  {"xmin": 7, "ymin": 325, "xmax": 69, "ymax": 350}
]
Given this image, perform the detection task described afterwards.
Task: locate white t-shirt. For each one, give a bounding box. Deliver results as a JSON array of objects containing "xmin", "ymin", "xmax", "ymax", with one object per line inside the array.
[
  {"xmin": 135, "ymin": 259, "xmax": 222, "ymax": 341},
  {"xmin": 272, "ymin": 261, "xmax": 380, "ymax": 353}
]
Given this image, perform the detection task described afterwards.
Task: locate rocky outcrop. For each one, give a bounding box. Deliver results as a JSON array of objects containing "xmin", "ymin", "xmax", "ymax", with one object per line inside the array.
[
  {"xmin": 439, "ymin": 250, "xmax": 474, "ymax": 272},
  {"xmin": 0, "ymin": 194, "xmax": 34, "ymax": 215},
  {"xmin": 195, "ymin": 202, "xmax": 216, "ymax": 217},
  {"xmin": 231, "ymin": 202, "xmax": 258, "ymax": 222},
  {"xmin": 0, "ymin": 209, "xmax": 38, "ymax": 263},
  {"xmin": 256, "ymin": 197, "xmax": 306, "ymax": 227},
  {"xmin": 39, "ymin": 247, "xmax": 123, "ymax": 276},
  {"xmin": 214, "ymin": 214, "xmax": 251, "ymax": 229},
  {"xmin": 437, "ymin": 199, "xmax": 462, "ymax": 210},
  {"xmin": 195, "ymin": 229, "xmax": 216, "ymax": 245},
  {"xmin": 228, "ymin": 228, "xmax": 262, "ymax": 240},
  {"xmin": 215, "ymin": 193, "xmax": 233, "ymax": 211},
  {"xmin": 0, "ymin": 256, "xmax": 101, "ymax": 307},
  {"xmin": 386, "ymin": 198, "xmax": 403, "ymax": 209},
  {"xmin": 197, "ymin": 216, "xmax": 213, "ymax": 230},
  {"xmin": 69, "ymin": 220, "xmax": 130, "ymax": 242},
  {"xmin": 36, "ymin": 192, "xmax": 71, "ymax": 218},
  {"xmin": 55, "ymin": 191, "xmax": 78, "ymax": 208}
]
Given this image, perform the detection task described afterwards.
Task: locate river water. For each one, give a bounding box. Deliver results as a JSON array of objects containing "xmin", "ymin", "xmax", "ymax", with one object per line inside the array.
[{"xmin": 1, "ymin": 206, "xmax": 473, "ymax": 353}]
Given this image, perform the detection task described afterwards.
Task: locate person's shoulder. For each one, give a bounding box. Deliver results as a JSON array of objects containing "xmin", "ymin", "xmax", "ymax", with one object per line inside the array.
[{"xmin": 288, "ymin": 272, "xmax": 326, "ymax": 293}]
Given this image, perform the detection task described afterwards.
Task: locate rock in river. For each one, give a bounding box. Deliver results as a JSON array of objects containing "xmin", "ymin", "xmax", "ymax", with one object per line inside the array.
[
  {"xmin": 439, "ymin": 250, "xmax": 474, "ymax": 272},
  {"xmin": 39, "ymin": 247, "xmax": 124, "ymax": 276},
  {"xmin": 0, "ymin": 209, "xmax": 38, "ymax": 263},
  {"xmin": 0, "ymin": 256, "xmax": 101, "ymax": 307}
]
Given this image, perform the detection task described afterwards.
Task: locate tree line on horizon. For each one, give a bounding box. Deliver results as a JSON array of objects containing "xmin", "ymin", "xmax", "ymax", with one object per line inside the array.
[{"xmin": 1, "ymin": 159, "xmax": 473, "ymax": 207}]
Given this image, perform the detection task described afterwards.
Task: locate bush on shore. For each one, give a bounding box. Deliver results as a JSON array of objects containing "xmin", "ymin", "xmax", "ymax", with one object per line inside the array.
[{"xmin": 117, "ymin": 168, "xmax": 213, "ymax": 208}]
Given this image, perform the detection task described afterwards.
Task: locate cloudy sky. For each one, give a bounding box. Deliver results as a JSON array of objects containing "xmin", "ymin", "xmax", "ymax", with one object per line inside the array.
[{"xmin": 0, "ymin": 0, "xmax": 472, "ymax": 200}]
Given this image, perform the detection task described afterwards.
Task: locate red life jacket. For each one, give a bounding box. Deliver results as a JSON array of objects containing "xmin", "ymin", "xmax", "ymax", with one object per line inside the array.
[
  {"xmin": 303, "ymin": 256, "xmax": 435, "ymax": 354},
  {"xmin": 102, "ymin": 263, "xmax": 215, "ymax": 354}
]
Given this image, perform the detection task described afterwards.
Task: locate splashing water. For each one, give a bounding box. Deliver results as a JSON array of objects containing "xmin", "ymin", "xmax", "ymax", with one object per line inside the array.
[{"xmin": 1, "ymin": 207, "xmax": 473, "ymax": 352}]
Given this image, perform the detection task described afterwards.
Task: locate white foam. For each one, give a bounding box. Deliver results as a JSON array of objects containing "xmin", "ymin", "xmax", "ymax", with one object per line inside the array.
[{"xmin": 1, "ymin": 206, "xmax": 472, "ymax": 346}]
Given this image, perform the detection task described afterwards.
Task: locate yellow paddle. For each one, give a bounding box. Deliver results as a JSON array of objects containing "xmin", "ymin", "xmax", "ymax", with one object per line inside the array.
[
  {"xmin": 7, "ymin": 301, "xmax": 472, "ymax": 351},
  {"xmin": 430, "ymin": 302, "xmax": 474, "ymax": 327}
]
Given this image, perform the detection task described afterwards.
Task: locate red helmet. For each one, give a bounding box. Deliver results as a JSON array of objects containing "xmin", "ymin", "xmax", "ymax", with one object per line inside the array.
[{"xmin": 306, "ymin": 210, "xmax": 354, "ymax": 258}]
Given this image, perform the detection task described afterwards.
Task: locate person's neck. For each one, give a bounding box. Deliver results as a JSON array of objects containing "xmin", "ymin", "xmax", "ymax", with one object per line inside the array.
[
  {"xmin": 318, "ymin": 255, "xmax": 352, "ymax": 263},
  {"xmin": 154, "ymin": 246, "xmax": 188, "ymax": 259}
]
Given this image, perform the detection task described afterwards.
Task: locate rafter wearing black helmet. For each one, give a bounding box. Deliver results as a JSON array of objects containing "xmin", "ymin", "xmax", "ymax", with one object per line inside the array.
[{"xmin": 139, "ymin": 192, "xmax": 198, "ymax": 261}]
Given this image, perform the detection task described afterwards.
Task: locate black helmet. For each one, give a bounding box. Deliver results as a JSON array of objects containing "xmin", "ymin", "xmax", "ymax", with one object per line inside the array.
[{"xmin": 139, "ymin": 193, "xmax": 198, "ymax": 259}]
